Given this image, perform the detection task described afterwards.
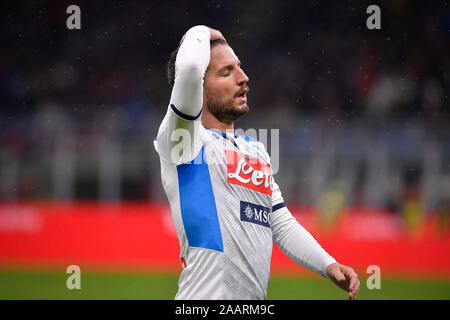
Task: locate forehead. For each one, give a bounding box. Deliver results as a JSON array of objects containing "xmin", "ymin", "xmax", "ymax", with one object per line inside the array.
[{"xmin": 209, "ymin": 45, "xmax": 239, "ymax": 70}]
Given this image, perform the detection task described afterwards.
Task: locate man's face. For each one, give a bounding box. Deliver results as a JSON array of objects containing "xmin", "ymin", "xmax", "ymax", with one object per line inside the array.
[{"xmin": 203, "ymin": 44, "xmax": 250, "ymax": 124}]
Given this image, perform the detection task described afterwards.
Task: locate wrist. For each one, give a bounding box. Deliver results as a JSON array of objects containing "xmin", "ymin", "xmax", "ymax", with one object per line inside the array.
[{"xmin": 324, "ymin": 260, "xmax": 339, "ymax": 278}]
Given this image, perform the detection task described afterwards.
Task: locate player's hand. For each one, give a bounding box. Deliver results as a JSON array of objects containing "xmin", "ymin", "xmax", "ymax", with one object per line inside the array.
[
  {"xmin": 180, "ymin": 27, "xmax": 225, "ymax": 45},
  {"xmin": 326, "ymin": 263, "xmax": 360, "ymax": 300},
  {"xmin": 208, "ymin": 27, "xmax": 225, "ymax": 42}
]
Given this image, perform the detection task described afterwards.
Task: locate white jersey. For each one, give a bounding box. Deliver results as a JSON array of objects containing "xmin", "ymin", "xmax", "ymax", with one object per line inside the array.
[{"xmin": 154, "ymin": 25, "xmax": 336, "ymax": 300}]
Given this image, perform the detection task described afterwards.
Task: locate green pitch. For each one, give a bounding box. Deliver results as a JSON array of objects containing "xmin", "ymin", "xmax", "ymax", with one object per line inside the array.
[{"xmin": 0, "ymin": 269, "xmax": 449, "ymax": 300}]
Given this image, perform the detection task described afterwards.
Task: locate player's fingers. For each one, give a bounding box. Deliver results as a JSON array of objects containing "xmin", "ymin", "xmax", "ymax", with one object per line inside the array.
[
  {"xmin": 348, "ymin": 272, "xmax": 358, "ymax": 292},
  {"xmin": 334, "ymin": 269, "xmax": 346, "ymax": 282},
  {"xmin": 179, "ymin": 34, "xmax": 186, "ymax": 45},
  {"xmin": 209, "ymin": 28, "xmax": 225, "ymax": 41},
  {"xmin": 342, "ymin": 267, "xmax": 358, "ymax": 289},
  {"xmin": 341, "ymin": 265, "xmax": 354, "ymax": 277},
  {"xmin": 348, "ymin": 291, "xmax": 357, "ymax": 300},
  {"xmin": 349, "ymin": 278, "xmax": 360, "ymax": 300},
  {"xmin": 350, "ymin": 278, "xmax": 359, "ymax": 296}
]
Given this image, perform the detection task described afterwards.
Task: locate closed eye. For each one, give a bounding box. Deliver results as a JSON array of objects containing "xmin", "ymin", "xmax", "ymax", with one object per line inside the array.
[
  {"xmin": 218, "ymin": 61, "xmax": 242, "ymax": 77},
  {"xmin": 219, "ymin": 66, "xmax": 233, "ymax": 76}
]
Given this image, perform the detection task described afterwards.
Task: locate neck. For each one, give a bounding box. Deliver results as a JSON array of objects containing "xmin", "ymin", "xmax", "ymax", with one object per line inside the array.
[{"xmin": 201, "ymin": 107, "xmax": 234, "ymax": 132}]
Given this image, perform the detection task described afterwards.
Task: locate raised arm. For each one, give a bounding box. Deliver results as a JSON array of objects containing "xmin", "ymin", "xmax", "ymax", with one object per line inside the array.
[
  {"xmin": 154, "ymin": 26, "xmax": 224, "ymax": 164},
  {"xmin": 170, "ymin": 26, "xmax": 211, "ymax": 119}
]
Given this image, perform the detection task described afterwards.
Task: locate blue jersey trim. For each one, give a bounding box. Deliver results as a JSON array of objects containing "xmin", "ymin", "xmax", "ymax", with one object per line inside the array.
[
  {"xmin": 176, "ymin": 146, "xmax": 224, "ymax": 252},
  {"xmin": 242, "ymin": 135, "xmax": 259, "ymax": 142}
]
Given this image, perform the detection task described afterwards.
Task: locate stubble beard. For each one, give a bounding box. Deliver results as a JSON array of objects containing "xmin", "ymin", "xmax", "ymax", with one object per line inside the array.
[{"xmin": 205, "ymin": 91, "xmax": 249, "ymax": 124}]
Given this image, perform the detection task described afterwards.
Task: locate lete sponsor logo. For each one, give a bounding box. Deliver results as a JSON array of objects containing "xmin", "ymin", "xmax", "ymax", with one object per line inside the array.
[
  {"xmin": 226, "ymin": 150, "xmax": 272, "ymax": 196},
  {"xmin": 240, "ymin": 201, "xmax": 271, "ymax": 228}
]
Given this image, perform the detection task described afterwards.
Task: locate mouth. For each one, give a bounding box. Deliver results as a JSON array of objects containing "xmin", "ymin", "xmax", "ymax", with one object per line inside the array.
[{"xmin": 235, "ymin": 87, "xmax": 249, "ymax": 103}]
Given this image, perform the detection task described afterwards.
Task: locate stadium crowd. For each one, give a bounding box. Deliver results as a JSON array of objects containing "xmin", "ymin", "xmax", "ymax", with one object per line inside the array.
[{"xmin": 0, "ymin": 1, "xmax": 449, "ymax": 223}]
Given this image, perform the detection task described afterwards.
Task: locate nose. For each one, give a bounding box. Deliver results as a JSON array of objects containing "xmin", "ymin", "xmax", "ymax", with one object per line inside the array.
[{"xmin": 236, "ymin": 67, "xmax": 249, "ymax": 85}]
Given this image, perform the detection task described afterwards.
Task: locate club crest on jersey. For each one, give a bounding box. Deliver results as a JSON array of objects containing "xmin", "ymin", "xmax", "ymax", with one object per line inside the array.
[
  {"xmin": 225, "ymin": 150, "xmax": 272, "ymax": 196},
  {"xmin": 240, "ymin": 201, "xmax": 271, "ymax": 228}
]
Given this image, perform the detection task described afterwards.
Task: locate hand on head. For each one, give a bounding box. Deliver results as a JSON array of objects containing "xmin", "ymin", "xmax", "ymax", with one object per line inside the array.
[{"xmin": 180, "ymin": 26, "xmax": 225, "ymax": 45}]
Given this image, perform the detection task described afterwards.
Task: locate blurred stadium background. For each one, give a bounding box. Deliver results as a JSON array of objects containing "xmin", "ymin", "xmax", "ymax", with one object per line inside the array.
[{"xmin": 0, "ymin": 1, "xmax": 449, "ymax": 299}]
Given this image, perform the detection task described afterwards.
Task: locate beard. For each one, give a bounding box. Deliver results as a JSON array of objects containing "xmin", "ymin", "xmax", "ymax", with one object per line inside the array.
[{"xmin": 205, "ymin": 91, "xmax": 249, "ymax": 124}]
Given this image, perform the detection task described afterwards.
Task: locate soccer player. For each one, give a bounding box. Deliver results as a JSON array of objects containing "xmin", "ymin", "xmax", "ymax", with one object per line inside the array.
[{"xmin": 154, "ymin": 25, "xmax": 360, "ymax": 300}]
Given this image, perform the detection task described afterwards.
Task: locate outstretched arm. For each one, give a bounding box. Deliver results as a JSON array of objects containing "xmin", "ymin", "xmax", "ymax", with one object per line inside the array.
[{"xmin": 271, "ymin": 180, "xmax": 360, "ymax": 300}]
